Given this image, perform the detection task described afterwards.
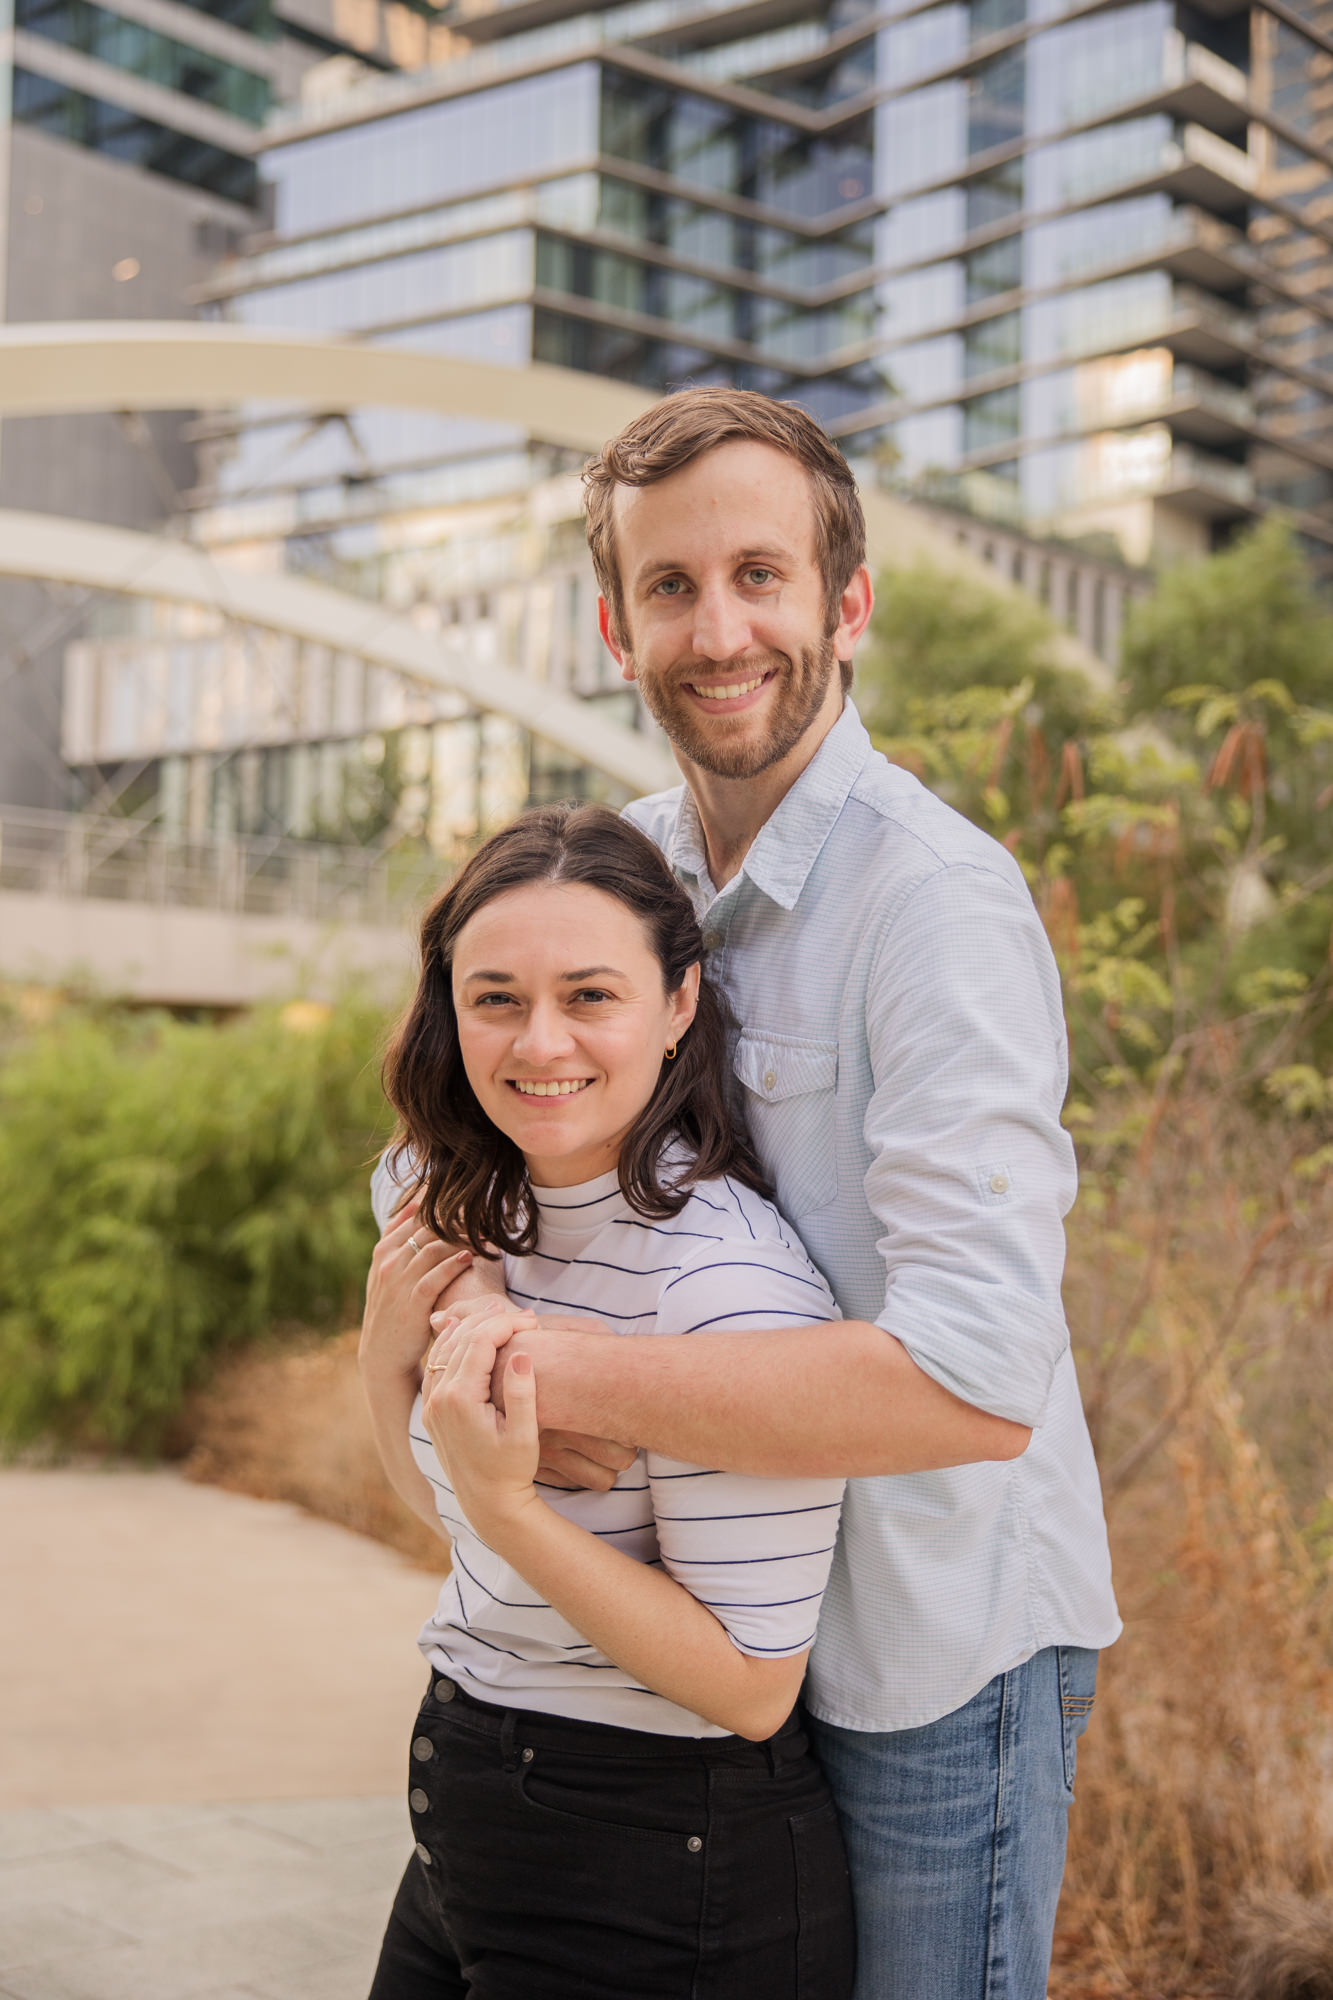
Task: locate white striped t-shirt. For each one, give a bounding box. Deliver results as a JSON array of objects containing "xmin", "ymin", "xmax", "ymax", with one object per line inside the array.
[{"xmin": 373, "ymin": 1160, "xmax": 845, "ymax": 1738}]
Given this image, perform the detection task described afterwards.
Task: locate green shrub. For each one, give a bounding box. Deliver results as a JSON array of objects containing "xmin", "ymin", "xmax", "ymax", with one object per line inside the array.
[{"xmin": 0, "ymin": 997, "xmax": 394, "ymax": 1450}]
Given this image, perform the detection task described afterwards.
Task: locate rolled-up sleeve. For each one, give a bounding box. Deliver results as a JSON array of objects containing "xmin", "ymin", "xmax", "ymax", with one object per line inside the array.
[{"xmin": 864, "ymin": 863, "xmax": 1077, "ymax": 1428}]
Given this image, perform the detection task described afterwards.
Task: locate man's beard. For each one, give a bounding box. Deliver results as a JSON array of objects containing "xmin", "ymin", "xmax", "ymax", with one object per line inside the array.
[{"xmin": 631, "ymin": 640, "xmax": 839, "ymax": 780}]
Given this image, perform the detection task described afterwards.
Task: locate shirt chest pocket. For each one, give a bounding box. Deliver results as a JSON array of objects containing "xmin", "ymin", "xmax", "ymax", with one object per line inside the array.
[{"xmin": 733, "ymin": 1033, "xmax": 839, "ymax": 1218}]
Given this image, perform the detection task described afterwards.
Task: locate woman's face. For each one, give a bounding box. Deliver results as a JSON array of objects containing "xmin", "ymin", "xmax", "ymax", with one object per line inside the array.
[{"xmin": 451, "ymin": 881, "xmax": 700, "ymax": 1188}]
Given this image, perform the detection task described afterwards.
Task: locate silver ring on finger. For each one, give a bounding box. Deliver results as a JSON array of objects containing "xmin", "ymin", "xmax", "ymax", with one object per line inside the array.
[{"xmin": 407, "ymin": 1234, "xmax": 422, "ymax": 1255}]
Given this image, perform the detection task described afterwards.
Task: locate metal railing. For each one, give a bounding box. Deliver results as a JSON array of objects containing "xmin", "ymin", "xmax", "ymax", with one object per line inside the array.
[{"xmin": 0, "ymin": 805, "xmax": 446, "ymax": 928}]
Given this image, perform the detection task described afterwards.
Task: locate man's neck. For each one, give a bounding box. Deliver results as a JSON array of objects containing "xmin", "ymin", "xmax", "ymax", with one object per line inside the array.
[{"xmin": 678, "ymin": 693, "xmax": 844, "ymax": 890}]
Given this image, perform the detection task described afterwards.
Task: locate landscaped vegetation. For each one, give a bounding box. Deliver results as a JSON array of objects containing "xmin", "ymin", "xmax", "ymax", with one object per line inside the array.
[{"xmin": 1, "ymin": 517, "xmax": 1330, "ymax": 1993}]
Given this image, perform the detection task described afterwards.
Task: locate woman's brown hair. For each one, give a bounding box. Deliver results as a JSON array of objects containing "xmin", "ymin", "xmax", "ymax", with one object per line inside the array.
[{"xmin": 383, "ymin": 802, "xmax": 771, "ymax": 1257}]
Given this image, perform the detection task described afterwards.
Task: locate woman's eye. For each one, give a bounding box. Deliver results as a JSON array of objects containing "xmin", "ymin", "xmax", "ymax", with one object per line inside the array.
[
  {"xmin": 475, "ymin": 992, "xmax": 515, "ymax": 1008},
  {"xmin": 572, "ymin": 989, "xmax": 611, "ymax": 1005}
]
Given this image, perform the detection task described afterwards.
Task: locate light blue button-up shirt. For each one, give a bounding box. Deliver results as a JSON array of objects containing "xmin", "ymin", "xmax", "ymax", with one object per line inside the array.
[{"xmin": 625, "ymin": 700, "xmax": 1120, "ymax": 1731}]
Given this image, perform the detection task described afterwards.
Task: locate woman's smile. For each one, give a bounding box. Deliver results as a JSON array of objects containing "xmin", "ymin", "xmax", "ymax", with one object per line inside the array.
[{"xmin": 507, "ymin": 1077, "xmax": 595, "ymax": 1098}]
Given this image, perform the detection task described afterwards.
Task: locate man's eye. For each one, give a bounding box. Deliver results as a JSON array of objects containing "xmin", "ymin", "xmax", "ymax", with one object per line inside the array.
[
  {"xmin": 655, "ymin": 577, "xmax": 686, "ymax": 596},
  {"xmin": 744, "ymin": 567, "xmax": 775, "ymax": 585}
]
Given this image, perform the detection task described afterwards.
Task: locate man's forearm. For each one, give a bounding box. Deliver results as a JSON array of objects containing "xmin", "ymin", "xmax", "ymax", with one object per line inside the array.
[{"xmin": 529, "ymin": 1320, "xmax": 1030, "ymax": 1480}]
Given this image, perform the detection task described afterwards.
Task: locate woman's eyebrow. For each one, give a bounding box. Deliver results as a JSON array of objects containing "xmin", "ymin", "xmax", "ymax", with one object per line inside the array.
[
  {"xmin": 563, "ymin": 966, "xmax": 626, "ymax": 981},
  {"xmin": 462, "ymin": 969, "xmax": 515, "ymax": 983}
]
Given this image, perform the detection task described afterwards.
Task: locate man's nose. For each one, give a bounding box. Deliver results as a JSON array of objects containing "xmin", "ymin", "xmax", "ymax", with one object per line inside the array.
[{"xmin": 689, "ymin": 582, "xmax": 753, "ymax": 664}]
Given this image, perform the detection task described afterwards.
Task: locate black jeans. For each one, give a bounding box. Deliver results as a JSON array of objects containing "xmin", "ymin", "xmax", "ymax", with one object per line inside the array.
[{"xmin": 368, "ymin": 1674, "xmax": 855, "ymax": 2000}]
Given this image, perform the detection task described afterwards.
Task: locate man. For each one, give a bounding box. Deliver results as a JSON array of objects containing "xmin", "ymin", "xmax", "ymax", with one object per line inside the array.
[{"xmin": 417, "ymin": 387, "xmax": 1120, "ymax": 1998}]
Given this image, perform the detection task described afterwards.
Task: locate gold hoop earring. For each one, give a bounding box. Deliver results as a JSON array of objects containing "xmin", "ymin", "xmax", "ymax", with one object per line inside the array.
[{"xmin": 664, "ymin": 1042, "xmax": 678, "ymax": 1060}]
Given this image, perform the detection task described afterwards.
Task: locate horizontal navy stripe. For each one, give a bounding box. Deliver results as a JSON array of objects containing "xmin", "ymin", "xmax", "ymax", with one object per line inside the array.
[
  {"xmin": 648, "ymin": 1467, "xmax": 723, "ymax": 1480},
  {"xmin": 524, "ymin": 1250, "xmax": 684, "ymax": 1279},
  {"xmin": 451, "ymin": 1546, "xmax": 549, "ymax": 1611},
  {"xmin": 677, "ymin": 1308, "xmax": 814, "ymax": 1333},
  {"xmin": 532, "ymin": 1188, "xmax": 624, "ymax": 1211},
  {"xmin": 654, "ymin": 1502, "xmax": 840, "ymax": 1522},
  {"xmin": 610, "ymin": 1219, "xmax": 725, "ymax": 1243},
  {"xmin": 660, "ymin": 1545, "xmax": 837, "ymax": 1565},
  {"xmin": 508, "ymin": 1286, "xmax": 646, "ymax": 1323},
  {"xmin": 660, "ymin": 1259, "xmax": 830, "ymax": 1299},
  {"xmin": 699, "ymin": 1591, "xmax": 824, "ymax": 1609},
  {"xmin": 732, "ymin": 1635, "xmax": 816, "ymax": 1654}
]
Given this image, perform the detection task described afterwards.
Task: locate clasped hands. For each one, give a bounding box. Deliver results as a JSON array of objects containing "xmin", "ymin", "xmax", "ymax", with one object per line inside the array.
[{"xmin": 425, "ymin": 1290, "xmax": 634, "ymax": 1493}]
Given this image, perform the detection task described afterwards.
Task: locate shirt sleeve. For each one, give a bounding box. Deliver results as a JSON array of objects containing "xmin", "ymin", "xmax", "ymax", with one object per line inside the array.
[
  {"xmin": 369, "ymin": 1144, "xmax": 415, "ymax": 1235},
  {"xmin": 864, "ymin": 861, "xmax": 1078, "ymax": 1429},
  {"xmin": 645, "ymin": 1235, "xmax": 846, "ymax": 1659}
]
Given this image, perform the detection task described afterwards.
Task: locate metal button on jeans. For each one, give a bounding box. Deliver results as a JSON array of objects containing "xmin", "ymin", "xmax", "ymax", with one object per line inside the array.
[
  {"xmin": 520, "ymin": 1747, "xmax": 534, "ymax": 1764},
  {"xmin": 415, "ymin": 1841, "xmax": 432, "ymax": 1865},
  {"xmin": 687, "ymin": 1836, "xmax": 703, "ymax": 1853},
  {"xmin": 412, "ymin": 1736, "xmax": 435, "ymax": 1762},
  {"xmin": 434, "ymin": 1678, "xmax": 456, "ymax": 1701},
  {"xmin": 410, "ymin": 1788, "xmax": 429, "ymax": 1813}
]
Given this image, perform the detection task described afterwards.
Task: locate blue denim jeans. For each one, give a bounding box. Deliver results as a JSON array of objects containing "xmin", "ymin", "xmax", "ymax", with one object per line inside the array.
[{"xmin": 807, "ymin": 1644, "xmax": 1098, "ymax": 2000}]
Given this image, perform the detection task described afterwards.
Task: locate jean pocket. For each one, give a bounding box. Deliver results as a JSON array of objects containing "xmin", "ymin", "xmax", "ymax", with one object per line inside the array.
[
  {"xmin": 518, "ymin": 1755, "xmax": 704, "ymax": 1845},
  {"xmin": 790, "ymin": 1799, "xmax": 855, "ymax": 1999},
  {"xmin": 1058, "ymin": 1645, "xmax": 1098, "ymax": 1794}
]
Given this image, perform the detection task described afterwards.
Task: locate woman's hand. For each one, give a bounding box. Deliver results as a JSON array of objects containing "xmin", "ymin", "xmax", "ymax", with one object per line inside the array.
[
  {"xmin": 422, "ymin": 1310, "xmax": 542, "ymax": 1535},
  {"xmin": 360, "ymin": 1197, "xmax": 473, "ymax": 1384}
]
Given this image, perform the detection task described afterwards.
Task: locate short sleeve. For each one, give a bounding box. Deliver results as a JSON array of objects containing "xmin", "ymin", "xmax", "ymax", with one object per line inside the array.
[
  {"xmin": 370, "ymin": 1144, "xmax": 416, "ymax": 1235},
  {"xmin": 646, "ymin": 1230, "xmax": 845, "ymax": 1660}
]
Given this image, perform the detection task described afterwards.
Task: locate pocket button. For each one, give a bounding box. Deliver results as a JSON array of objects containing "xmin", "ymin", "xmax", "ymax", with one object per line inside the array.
[
  {"xmin": 687, "ymin": 1836, "xmax": 703, "ymax": 1853},
  {"xmin": 763, "ymin": 1069, "xmax": 777, "ymax": 1092}
]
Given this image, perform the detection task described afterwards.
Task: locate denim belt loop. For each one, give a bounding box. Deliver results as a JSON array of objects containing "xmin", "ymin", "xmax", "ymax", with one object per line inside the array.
[{"xmin": 499, "ymin": 1710, "xmax": 518, "ymax": 1773}]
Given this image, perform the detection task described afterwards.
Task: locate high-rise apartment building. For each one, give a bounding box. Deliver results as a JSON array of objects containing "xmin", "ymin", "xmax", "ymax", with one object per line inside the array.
[
  {"xmin": 0, "ymin": 0, "xmax": 458, "ymax": 805},
  {"xmin": 192, "ymin": 0, "xmax": 1333, "ymax": 576}
]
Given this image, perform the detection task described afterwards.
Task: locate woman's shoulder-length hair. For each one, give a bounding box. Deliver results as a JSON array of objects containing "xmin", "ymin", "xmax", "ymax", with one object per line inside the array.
[{"xmin": 382, "ymin": 802, "xmax": 770, "ymax": 1258}]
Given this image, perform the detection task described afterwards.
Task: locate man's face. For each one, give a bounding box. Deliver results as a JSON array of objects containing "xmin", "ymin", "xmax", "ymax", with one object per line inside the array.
[{"xmin": 599, "ymin": 441, "xmax": 856, "ymax": 780}]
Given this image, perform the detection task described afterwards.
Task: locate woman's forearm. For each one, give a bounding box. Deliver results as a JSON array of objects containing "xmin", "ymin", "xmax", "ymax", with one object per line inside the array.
[
  {"xmin": 480, "ymin": 1495, "xmax": 802, "ymax": 1741},
  {"xmin": 359, "ymin": 1355, "xmax": 451, "ymax": 1540},
  {"xmin": 526, "ymin": 1320, "xmax": 1031, "ymax": 1479}
]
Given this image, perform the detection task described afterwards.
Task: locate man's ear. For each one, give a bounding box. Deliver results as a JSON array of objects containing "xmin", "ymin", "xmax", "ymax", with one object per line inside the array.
[
  {"xmin": 831, "ymin": 563, "xmax": 874, "ymax": 662},
  {"xmin": 598, "ymin": 596, "xmax": 635, "ymax": 683}
]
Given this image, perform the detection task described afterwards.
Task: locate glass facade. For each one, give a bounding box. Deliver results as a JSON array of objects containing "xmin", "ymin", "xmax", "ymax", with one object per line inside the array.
[
  {"xmin": 16, "ymin": 0, "xmax": 272, "ymax": 122},
  {"xmin": 12, "ymin": 68, "xmax": 260, "ymax": 200},
  {"xmin": 185, "ymin": 0, "xmax": 1333, "ymax": 563}
]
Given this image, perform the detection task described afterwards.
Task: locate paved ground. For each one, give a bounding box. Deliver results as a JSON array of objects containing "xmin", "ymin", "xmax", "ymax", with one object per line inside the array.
[{"xmin": 1, "ymin": 1466, "xmax": 448, "ymax": 1999}]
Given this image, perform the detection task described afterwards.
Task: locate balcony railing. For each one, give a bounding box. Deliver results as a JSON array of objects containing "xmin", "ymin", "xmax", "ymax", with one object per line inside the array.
[{"xmin": 0, "ymin": 807, "xmax": 445, "ymax": 927}]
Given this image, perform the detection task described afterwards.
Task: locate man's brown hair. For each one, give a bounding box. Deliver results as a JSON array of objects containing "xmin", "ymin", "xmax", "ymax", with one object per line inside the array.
[{"xmin": 583, "ymin": 387, "xmax": 866, "ymax": 692}]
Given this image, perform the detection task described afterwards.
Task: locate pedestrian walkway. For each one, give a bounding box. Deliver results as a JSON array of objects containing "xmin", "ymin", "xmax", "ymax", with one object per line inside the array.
[{"xmin": 1, "ymin": 1465, "xmax": 448, "ymax": 1998}]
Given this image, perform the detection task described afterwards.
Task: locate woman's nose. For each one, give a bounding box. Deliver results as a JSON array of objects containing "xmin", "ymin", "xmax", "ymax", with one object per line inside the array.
[{"xmin": 513, "ymin": 1002, "xmax": 575, "ymax": 1061}]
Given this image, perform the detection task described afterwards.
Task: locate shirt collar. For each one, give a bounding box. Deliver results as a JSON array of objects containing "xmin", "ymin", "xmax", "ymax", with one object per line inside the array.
[{"xmin": 665, "ymin": 701, "xmax": 873, "ymax": 913}]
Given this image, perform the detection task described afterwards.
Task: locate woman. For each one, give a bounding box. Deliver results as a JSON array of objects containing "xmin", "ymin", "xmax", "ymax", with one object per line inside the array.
[{"xmin": 360, "ymin": 803, "xmax": 854, "ymax": 2000}]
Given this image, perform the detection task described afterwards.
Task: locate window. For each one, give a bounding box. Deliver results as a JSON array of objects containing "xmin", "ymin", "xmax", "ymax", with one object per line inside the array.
[
  {"xmin": 964, "ymin": 307, "xmax": 1021, "ymax": 375},
  {"xmin": 968, "ymin": 48, "xmax": 1025, "ymax": 156},
  {"xmin": 965, "ymin": 232, "xmax": 1022, "ymax": 300},
  {"xmin": 966, "ymin": 158, "xmax": 1023, "ymax": 228},
  {"xmin": 16, "ymin": 0, "xmax": 271, "ymax": 121},
  {"xmin": 12, "ymin": 66, "xmax": 258, "ymax": 199},
  {"xmin": 963, "ymin": 384, "xmax": 1021, "ymax": 450}
]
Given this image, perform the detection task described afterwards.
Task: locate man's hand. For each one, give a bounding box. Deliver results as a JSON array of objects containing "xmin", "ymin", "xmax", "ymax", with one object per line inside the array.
[{"xmin": 428, "ymin": 1303, "xmax": 637, "ymax": 1492}]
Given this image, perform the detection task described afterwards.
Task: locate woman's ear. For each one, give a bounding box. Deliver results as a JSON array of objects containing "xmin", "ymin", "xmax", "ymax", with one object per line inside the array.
[{"xmin": 669, "ymin": 961, "xmax": 701, "ymax": 1044}]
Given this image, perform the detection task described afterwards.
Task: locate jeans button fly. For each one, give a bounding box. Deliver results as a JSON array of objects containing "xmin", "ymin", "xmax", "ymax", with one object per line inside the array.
[
  {"xmin": 410, "ymin": 1788, "xmax": 429, "ymax": 1813},
  {"xmin": 434, "ymin": 1678, "xmax": 456, "ymax": 1702},
  {"xmin": 415, "ymin": 1841, "xmax": 432, "ymax": 1865},
  {"xmin": 412, "ymin": 1737, "xmax": 435, "ymax": 1762}
]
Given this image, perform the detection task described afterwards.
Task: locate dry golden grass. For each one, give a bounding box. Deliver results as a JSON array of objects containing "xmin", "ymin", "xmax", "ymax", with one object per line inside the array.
[
  {"xmin": 1052, "ymin": 1088, "xmax": 1333, "ymax": 1998},
  {"xmin": 173, "ymin": 1329, "xmax": 448, "ymax": 1573}
]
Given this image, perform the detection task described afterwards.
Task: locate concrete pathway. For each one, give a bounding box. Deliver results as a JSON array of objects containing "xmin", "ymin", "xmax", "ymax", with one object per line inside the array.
[{"xmin": 0, "ymin": 1466, "xmax": 449, "ymax": 1998}]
